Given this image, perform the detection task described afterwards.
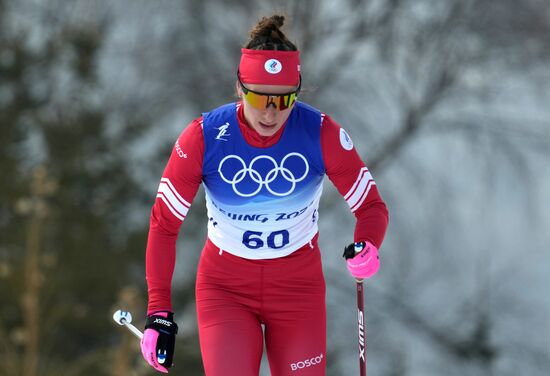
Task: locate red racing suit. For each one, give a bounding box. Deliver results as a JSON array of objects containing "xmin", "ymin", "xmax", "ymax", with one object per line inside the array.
[{"xmin": 145, "ymin": 101, "xmax": 388, "ymax": 375}]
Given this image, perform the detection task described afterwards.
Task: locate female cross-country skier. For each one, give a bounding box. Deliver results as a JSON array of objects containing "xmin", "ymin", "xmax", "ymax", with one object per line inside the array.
[{"xmin": 140, "ymin": 14, "xmax": 389, "ymax": 376}]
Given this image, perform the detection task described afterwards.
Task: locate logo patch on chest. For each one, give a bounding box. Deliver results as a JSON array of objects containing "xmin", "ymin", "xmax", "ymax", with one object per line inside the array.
[
  {"xmin": 218, "ymin": 153, "xmax": 309, "ymax": 197},
  {"xmin": 215, "ymin": 122, "xmax": 231, "ymax": 141}
]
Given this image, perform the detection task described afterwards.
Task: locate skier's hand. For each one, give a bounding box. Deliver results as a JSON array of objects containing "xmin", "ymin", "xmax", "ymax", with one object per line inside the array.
[
  {"xmin": 141, "ymin": 312, "xmax": 178, "ymax": 373},
  {"xmin": 343, "ymin": 241, "xmax": 380, "ymax": 279}
]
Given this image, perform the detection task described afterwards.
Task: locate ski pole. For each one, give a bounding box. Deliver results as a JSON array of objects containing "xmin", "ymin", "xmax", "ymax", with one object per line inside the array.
[
  {"xmin": 355, "ymin": 278, "xmax": 367, "ymax": 376},
  {"xmin": 113, "ymin": 309, "xmax": 143, "ymax": 340},
  {"xmin": 343, "ymin": 245, "xmax": 367, "ymax": 376}
]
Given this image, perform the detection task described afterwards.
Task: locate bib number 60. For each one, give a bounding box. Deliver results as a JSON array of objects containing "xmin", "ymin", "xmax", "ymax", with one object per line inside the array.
[{"xmin": 243, "ymin": 230, "xmax": 290, "ymax": 250}]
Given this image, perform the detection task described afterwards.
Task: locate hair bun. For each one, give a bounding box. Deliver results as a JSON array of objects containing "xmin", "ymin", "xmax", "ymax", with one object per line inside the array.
[
  {"xmin": 245, "ymin": 14, "xmax": 297, "ymax": 51},
  {"xmin": 271, "ymin": 15, "xmax": 285, "ymax": 28},
  {"xmin": 249, "ymin": 15, "xmax": 285, "ymax": 39}
]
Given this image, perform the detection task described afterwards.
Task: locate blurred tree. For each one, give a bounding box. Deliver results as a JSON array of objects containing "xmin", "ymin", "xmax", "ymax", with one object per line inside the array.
[
  {"xmin": 0, "ymin": 2, "xmax": 202, "ymax": 375},
  {"xmin": 316, "ymin": 0, "xmax": 550, "ymax": 375}
]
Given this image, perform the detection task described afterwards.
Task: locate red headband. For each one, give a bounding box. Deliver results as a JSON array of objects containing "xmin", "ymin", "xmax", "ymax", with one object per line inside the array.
[{"xmin": 239, "ymin": 48, "xmax": 300, "ymax": 86}]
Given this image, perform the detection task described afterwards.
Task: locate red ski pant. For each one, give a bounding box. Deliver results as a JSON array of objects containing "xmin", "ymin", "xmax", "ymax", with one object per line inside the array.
[{"xmin": 196, "ymin": 236, "xmax": 326, "ymax": 376}]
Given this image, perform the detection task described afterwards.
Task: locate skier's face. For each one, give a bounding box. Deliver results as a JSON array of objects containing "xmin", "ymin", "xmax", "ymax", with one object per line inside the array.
[{"xmin": 238, "ymin": 82, "xmax": 298, "ymax": 137}]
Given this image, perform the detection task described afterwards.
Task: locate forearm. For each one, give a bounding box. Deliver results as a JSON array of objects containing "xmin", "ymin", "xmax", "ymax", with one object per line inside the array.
[
  {"xmin": 145, "ymin": 219, "xmax": 177, "ymax": 314},
  {"xmin": 353, "ymin": 196, "xmax": 389, "ymax": 249}
]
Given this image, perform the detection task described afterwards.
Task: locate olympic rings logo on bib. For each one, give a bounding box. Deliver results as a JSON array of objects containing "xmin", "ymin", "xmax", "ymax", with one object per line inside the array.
[{"xmin": 218, "ymin": 153, "xmax": 309, "ymax": 197}]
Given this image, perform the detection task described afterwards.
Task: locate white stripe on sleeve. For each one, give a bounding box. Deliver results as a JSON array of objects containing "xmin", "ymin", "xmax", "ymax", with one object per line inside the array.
[
  {"xmin": 156, "ymin": 178, "xmax": 190, "ymax": 220},
  {"xmin": 345, "ymin": 167, "xmax": 376, "ymax": 212},
  {"xmin": 349, "ymin": 180, "xmax": 375, "ymax": 212},
  {"xmin": 156, "ymin": 193, "xmax": 185, "ymax": 221}
]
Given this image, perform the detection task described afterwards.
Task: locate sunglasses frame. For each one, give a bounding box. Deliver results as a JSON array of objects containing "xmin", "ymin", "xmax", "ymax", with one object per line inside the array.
[{"xmin": 237, "ymin": 72, "xmax": 302, "ymax": 110}]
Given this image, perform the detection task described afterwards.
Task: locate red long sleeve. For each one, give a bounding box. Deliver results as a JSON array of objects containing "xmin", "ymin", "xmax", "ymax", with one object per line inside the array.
[
  {"xmin": 320, "ymin": 115, "xmax": 389, "ymax": 248},
  {"xmin": 146, "ymin": 118, "xmax": 203, "ymax": 314}
]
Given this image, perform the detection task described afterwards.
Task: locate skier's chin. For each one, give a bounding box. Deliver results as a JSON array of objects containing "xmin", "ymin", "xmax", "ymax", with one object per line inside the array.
[{"xmin": 256, "ymin": 121, "xmax": 279, "ymax": 136}]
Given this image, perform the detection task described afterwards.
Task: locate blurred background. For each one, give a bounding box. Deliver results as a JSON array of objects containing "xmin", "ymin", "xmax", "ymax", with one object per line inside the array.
[{"xmin": 1, "ymin": 0, "xmax": 549, "ymax": 375}]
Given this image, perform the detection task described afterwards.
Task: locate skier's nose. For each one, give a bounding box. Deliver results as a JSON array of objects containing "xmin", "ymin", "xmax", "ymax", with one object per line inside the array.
[{"xmin": 264, "ymin": 104, "xmax": 277, "ymax": 121}]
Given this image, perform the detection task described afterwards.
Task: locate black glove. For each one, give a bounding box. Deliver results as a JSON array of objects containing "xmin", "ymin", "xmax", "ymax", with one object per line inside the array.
[{"xmin": 141, "ymin": 312, "xmax": 178, "ymax": 371}]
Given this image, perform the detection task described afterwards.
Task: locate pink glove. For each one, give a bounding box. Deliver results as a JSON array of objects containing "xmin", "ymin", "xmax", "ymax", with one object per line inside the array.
[
  {"xmin": 344, "ymin": 241, "xmax": 380, "ymax": 279},
  {"xmin": 141, "ymin": 311, "xmax": 173, "ymax": 373}
]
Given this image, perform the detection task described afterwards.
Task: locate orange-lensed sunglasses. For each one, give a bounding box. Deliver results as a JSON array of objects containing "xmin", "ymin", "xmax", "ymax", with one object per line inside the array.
[{"xmin": 238, "ymin": 73, "xmax": 301, "ymax": 111}]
